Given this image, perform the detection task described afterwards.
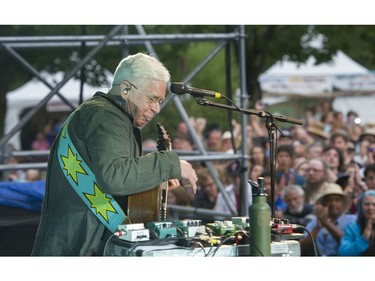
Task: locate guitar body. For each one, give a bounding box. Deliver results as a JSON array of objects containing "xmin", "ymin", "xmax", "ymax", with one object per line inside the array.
[
  {"xmin": 126, "ymin": 124, "xmax": 171, "ymax": 224},
  {"xmin": 126, "ymin": 186, "xmax": 163, "ymax": 224}
]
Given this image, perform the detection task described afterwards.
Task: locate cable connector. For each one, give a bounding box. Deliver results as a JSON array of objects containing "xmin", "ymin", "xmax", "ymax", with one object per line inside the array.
[{"xmin": 114, "ymin": 230, "xmax": 126, "ymax": 237}]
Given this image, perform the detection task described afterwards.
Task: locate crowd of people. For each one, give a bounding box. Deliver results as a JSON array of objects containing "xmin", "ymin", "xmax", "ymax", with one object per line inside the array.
[{"xmin": 160, "ymin": 98, "xmax": 375, "ymax": 256}]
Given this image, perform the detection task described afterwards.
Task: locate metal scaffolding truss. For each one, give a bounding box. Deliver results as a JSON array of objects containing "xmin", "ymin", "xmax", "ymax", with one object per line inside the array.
[{"xmin": 0, "ymin": 25, "xmax": 250, "ymax": 218}]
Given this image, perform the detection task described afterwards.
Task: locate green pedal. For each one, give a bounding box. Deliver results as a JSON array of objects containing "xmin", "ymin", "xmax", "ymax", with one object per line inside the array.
[{"xmin": 145, "ymin": 221, "xmax": 177, "ymax": 239}]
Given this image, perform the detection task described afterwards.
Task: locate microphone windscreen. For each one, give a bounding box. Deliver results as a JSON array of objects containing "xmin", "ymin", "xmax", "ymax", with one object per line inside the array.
[{"xmin": 170, "ymin": 82, "xmax": 185, "ymax": 94}]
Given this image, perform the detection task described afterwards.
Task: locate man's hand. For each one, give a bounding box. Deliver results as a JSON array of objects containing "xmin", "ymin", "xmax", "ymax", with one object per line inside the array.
[{"xmin": 179, "ymin": 160, "xmax": 198, "ymax": 194}]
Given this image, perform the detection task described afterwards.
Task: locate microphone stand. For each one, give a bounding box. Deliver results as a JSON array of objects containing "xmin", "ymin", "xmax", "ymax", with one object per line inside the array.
[{"xmin": 195, "ymin": 98, "xmax": 304, "ymax": 218}]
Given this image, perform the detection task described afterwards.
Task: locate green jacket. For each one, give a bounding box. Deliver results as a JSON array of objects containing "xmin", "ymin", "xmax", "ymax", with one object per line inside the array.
[{"xmin": 32, "ymin": 92, "xmax": 181, "ymax": 256}]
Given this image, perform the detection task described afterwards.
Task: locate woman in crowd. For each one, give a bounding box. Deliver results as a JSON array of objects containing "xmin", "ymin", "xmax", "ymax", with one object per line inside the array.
[{"xmin": 338, "ymin": 190, "xmax": 375, "ymax": 256}]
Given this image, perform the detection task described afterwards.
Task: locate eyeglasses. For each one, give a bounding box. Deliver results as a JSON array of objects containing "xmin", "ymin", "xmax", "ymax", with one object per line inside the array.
[{"xmin": 126, "ymin": 80, "xmax": 164, "ymax": 107}]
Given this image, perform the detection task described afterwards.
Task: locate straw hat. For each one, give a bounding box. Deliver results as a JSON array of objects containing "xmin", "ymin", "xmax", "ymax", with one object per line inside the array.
[
  {"xmin": 359, "ymin": 127, "xmax": 375, "ymax": 142},
  {"xmin": 306, "ymin": 121, "xmax": 329, "ymax": 140},
  {"xmin": 316, "ymin": 183, "xmax": 351, "ymax": 211}
]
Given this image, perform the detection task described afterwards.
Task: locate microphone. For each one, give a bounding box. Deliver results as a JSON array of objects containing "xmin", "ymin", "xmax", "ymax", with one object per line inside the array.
[{"xmin": 170, "ymin": 82, "xmax": 222, "ymax": 99}]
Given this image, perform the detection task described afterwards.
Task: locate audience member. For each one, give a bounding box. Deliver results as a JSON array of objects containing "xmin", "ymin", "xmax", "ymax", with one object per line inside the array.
[
  {"xmin": 30, "ymin": 130, "xmax": 50, "ymax": 162},
  {"xmin": 188, "ymin": 117, "xmax": 207, "ymax": 145},
  {"xmin": 305, "ymin": 142, "xmax": 324, "ymax": 160},
  {"xmin": 304, "ymin": 158, "xmax": 330, "ymax": 204},
  {"xmin": 320, "ymin": 111, "xmax": 335, "ymax": 136},
  {"xmin": 42, "ymin": 118, "xmax": 58, "ymax": 147},
  {"xmin": 6, "ymin": 156, "xmax": 26, "ymax": 182},
  {"xmin": 214, "ymin": 161, "xmax": 252, "ymax": 218},
  {"xmin": 329, "ymin": 131, "xmax": 352, "ymax": 168},
  {"xmin": 339, "ymin": 190, "xmax": 375, "ymax": 256},
  {"xmin": 248, "ymin": 164, "xmax": 265, "ymax": 182},
  {"xmin": 203, "ymin": 124, "xmax": 222, "ymax": 151},
  {"xmin": 364, "ymin": 164, "xmax": 375, "ymax": 190},
  {"xmin": 278, "ymin": 184, "xmax": 314, "ymax": 226},
  {"xmin": 306, "ymin": 121, "xmax": 329, "ymax": 144},
  {"xmin": 248, "ymin": 101, "xmax": 268, "ymax": 145},
  {"xmin": 193, "ymin": 166, "xmax": 221, "ymax": 210},
  {"xmin": 220, "ymin": 131, "xmax": 235, "ymax": 153},
  {"xmin": 171, "ymin": 131, "xmax": 194, "ymax": 152},
  {"xmin": 299, "ymin": 183, "xmax": 356, "ymax": 256},
  {"xmin": 277, "ymin": 129, "xmax": 294, "ymax": 146},
  {"xmin": 332, "ymin": 110, "xmax": 345, "ymax": 132},
  {"xmin": 346, "ymin": 110, "xmax": 360, "ymax": 132},
  {"xmin": 346, "ymin": 161, "xmax": 367, "ymax": 196},
  {"xmin": 167, "ymin": 187, "xmax": 191, "ymax": 221},
  {"xmin": 348, "ymin": 123, "xmax": 363, "ymax": 144},
  {"xmin": 275, "ymin": 144, "xmax": 305, "ymax": 188},
  {"xmin": 290, "ymin": 125, "xmax": 314, "ymax": 146},
  {"xmin": 31, "ymin": 131, "xmax": 51, "ymax": 151},
  {"xmin": 249, "ymin": 144, "xmax": 270, "ymax": 173},
  {"xmin": 321, "ymin": 144, "xmax": 345, "ymax": 183},
  {"xmin": 274, "ymin": 144, "xmax": 305, "ymax": 212},
  {"xmin": 295, "ymin": 160, "xmax": 309, "ymax": 178},
  {"xmin": 313, "ymin": 98, "xmax": 334, "ymax": 122},
  {"xmin": 359, "ymin": 126, "xmax": 375, "ymax": 144},
  {"xmin": 218, "ymin": 119, "xmax": 241, "ymax": 154},
  {"xmin": 354, "ymin": 138, "xmax": 372, "ymax": 167},
  {"xmin": 24, "ymin": 169, "xmax": 42, "ymax": 182},
  {"xmin": 361, "ymin": 138, "xmax": 375, "ymax": 167},
  {"xmin": 176, "ymin": 120, "xmax": 189, "ymax": 136}
]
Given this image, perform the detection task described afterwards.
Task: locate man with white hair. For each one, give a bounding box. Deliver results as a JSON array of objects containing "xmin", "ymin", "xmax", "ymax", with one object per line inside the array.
[
  {"xmin": 32, "ymin": 53, "xmax": 198, "ymax": 256},
  {"xmin": 280, "ymin": 184, "xmax": 314, "ymax": 226}
]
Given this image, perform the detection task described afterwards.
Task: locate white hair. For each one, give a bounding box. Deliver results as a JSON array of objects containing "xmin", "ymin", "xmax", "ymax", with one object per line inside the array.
[{"xmin": 112, "ymin": 52, "xmax": 170, "ymax": 87}]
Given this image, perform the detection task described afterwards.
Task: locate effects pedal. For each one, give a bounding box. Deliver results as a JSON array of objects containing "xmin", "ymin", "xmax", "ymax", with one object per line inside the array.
[
  {"xmin": 231, "ymin": 217, "xmax": 250, "ymax": 230},
  {"xmin": 206, "ymin": 220, "xmax": 237, "ymax": 236},
  {"xmin": 271, "ymin": 218, "xmax": 304, "ymax": 240},
  {"xmin": 117, "ymin": 223, "xmax": 150, "ymax": 242},
  {"xmin": 174, "ymin": 219, "xmax": 206, "ymax": 237},
  {"xmin": 271, "ymin": 218, "xmax": 293, "ymax": 234},
  {"xmin": 146, "ymin": 221, "xmax": 177, "ymax": 239}
]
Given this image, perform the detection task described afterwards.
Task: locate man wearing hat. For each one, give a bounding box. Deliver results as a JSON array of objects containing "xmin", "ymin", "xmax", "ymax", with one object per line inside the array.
[
  {"xmin": 359, "ymin": 126, "xmax": 375, "ymax": 144},
  {"xmin": 306, "ymin": 121, "xmax": 329, "ymax": 143},
  {"xmin": 299, "ymin": 183, "xmax": 357, "ymax": 256}
]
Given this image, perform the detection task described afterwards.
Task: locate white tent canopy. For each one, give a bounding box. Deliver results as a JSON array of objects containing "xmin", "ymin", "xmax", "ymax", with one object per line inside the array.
[
  {"xmin": 5, "ymin": 71, "xmax": 113, "ymax": 150},
  {"xmin": 259, "ymin": 50, "xmax": 374, "ymax": 96},
  {"xmin": 259, "ymin": 50, "xmax": 375, "ymax": 126}
]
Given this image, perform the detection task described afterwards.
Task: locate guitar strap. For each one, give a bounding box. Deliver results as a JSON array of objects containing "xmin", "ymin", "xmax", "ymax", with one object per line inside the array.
[{"xmin": 57, "ymin": 113, "xmax": 127, "ymax": 232}]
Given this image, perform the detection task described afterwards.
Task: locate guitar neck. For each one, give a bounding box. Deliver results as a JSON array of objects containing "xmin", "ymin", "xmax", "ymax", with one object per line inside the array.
[{"xmin": 157, "ymin": 124, "xmax": 171, "ymax": 222}]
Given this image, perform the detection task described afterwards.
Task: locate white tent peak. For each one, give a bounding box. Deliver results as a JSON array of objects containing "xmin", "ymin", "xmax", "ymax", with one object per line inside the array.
[{"xmin": 262, "ymin": 50, "xmax": 369, "ymax": 77}]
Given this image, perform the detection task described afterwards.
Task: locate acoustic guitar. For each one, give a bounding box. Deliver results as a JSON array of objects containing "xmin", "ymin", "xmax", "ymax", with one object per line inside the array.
[{"xmin": 127, "ymin": 123, "xmax": 171, "ymax": 224}]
